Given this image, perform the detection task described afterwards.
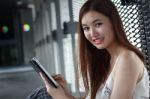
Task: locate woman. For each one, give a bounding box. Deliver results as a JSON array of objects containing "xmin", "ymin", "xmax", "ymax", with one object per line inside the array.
[{"xmin": 28, "ymin": 0, "xmax": 149, "ymax": 99}]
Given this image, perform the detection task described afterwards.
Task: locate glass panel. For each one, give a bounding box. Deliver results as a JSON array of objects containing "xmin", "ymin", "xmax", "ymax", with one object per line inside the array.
[
  {"xmin": 63, "ymin": 34, "xmax": 75, "ymax": 92},
  {"xmin": 72, "ymin": 0, "xmax": 86, "ymax": 22},
  {"xmin": 59, "ymin": 0, "xmax": 70, "ymax": 27},
  {"xmin": 50, "ymin": 2, "xmax": 57, "ymax": 30},
  {"xmin": 49, "ymin": 2, "xmax": 60, "ymax": 73}
]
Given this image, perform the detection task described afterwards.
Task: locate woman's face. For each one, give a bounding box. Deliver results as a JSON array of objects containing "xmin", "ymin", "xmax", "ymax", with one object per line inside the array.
[{"xmin": 81, "ymin": 10, "xmax": 116, "ymax": 49}]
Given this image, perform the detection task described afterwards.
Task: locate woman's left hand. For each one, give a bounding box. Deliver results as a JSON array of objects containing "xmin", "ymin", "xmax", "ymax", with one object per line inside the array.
[{"xmin": 40, "ymin": 73, "xmax": 73, "ymax": 99}]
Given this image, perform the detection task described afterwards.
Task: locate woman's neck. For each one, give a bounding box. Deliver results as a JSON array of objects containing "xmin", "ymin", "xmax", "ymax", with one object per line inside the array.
[
  {"xmin": 106, "ymin": 43, "xmax": 124, "ymax": 69},
  {"xmin": 107, "ymin": 43, "xmax": 122, "ymax": 58}
]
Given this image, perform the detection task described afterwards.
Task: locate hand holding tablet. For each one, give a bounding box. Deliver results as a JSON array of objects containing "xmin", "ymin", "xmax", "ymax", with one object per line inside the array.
[{"xmin": 29, "ymin": 57, "xmax": 59, "ymax": 88}]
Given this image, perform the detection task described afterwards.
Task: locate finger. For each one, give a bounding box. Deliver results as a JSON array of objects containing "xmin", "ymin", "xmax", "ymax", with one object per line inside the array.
[
  {"xmin": 51, "ymin": 73, "xmax": 56, "ymax": 77},
  {"xmin": 45, "ymin": 74, "xmax": 67, "ymax": 89},
  {"xmin": 54, "ymin": 74, "xmax": 65, "ymax": 80},
  {"xmin": 52, "ymin": 74, "xmax": 61, "ymax": 78}
]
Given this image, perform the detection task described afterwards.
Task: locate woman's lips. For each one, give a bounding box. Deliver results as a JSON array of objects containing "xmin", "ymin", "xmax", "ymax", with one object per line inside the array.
[{"xmin": 94, "ymin": 38, "xmax": 104, "ymax": 45}]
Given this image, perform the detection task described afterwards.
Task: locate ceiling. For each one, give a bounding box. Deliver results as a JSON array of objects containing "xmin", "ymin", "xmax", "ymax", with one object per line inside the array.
[{"xmin": 0, "ymin": 0, "xmax": 33, "ymax": 10}]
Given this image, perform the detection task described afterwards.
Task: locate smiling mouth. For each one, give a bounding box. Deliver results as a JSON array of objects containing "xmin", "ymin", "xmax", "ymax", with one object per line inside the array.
[{"xmin": 93, "ymin": 38, "xmax": 104, "ymax": 45}]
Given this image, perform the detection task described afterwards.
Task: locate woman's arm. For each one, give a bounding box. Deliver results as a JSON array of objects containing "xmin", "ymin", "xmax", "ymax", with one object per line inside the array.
[{"xmin": 110, "ymin": 52, "xmax": 142, "ymax": 99}]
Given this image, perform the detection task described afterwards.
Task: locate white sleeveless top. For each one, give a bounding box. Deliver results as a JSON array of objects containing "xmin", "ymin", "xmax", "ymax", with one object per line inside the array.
[{"xmin": 95, "ymin": 67, "xmax": 149, "ymax": 99}]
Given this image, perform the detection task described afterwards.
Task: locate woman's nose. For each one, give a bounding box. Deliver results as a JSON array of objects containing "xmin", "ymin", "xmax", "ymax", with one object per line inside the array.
[{"xmin": 90, "ymin": 28, "xmax": 98, "ymax": 37}]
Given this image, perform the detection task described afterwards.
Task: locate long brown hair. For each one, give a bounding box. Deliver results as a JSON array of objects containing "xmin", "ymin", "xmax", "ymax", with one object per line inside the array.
[{"xmin": 77, "ymin": 0, "xmax": 145, "ymax": 99}]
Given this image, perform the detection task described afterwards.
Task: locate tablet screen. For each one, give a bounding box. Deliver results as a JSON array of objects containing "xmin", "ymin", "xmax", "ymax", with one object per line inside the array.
[{"xmin": 30, "ymin": 57, "xmax": 59, "ymax": 88}]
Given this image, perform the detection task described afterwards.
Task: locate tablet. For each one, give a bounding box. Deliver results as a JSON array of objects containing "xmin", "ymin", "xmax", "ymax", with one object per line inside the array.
[{"xmin": 30, "ymin": 57, "xmax": 59, "ymax": 88}]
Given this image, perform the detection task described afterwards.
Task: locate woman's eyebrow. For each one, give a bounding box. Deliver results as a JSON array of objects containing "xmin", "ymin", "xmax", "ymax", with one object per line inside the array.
[
  {"xmin": 82, "ymin": 19, "xmax": 102, "ymax": 26},
  {"xmin": 82, "ymin": 24, "xmax": 88, "ymax": 27},
  {"xmin": 92, "ymin": 19, "xmax": 102, "ymax": 23}
]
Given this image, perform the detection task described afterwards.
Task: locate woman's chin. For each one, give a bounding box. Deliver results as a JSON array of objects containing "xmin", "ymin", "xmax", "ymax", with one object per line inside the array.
[{"xmin": 95, "ymin": 45, "xmax": 105, "ymax": 50}]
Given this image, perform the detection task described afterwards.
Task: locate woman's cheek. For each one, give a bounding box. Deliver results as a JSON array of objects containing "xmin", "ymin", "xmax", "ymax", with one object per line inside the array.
[{"xmin": 84, "ymin": 33, "xmax": 90, "ymax": 40}]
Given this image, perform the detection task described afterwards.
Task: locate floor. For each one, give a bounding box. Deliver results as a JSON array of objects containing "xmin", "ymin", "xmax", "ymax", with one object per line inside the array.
[{"xmin": 0, "ymin": 66, "xmax": 44, "ymax": 99}]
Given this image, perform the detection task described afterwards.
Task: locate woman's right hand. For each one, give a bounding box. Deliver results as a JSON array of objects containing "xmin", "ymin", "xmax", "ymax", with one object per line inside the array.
[
  {"xmin": 40, "ymin": 73, "xmax": 75, "ymax": 99},
  {"xmin": 52, "ymin": 74, "xmax": 68, "ymax": 90}
]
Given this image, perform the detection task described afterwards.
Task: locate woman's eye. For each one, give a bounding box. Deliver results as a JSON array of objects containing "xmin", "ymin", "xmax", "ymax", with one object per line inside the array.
[
  {"xmin": 83, "ymin": 27, "xmax": 89, "ymax": 31},
  {"xmin": 95, "ymin": 23, "xmax": 102, "ymax": 27}
]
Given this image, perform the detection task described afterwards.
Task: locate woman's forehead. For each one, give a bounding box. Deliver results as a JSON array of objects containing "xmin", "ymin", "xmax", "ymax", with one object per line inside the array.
[{"xmin": 81, "ymin": 11, "xmax": 107, "ymax": 25}]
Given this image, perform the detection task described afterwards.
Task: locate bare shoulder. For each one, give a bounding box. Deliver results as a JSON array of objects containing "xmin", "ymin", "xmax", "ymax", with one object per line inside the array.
[
  {"xmin": 111, "ymin": 50, "xmax": 145, "ymax": 98},
  {"xmin": 120, "ymin": 50, "xmax": 143, "ymax": 68},
  {"xmin": 115, "ymin": 50, "xmax": 144, "ymax": 79}
]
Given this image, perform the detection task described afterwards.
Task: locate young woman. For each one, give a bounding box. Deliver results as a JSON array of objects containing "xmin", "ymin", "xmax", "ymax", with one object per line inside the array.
[{"xmin": 28, "ymin": 0, "xmax": 149, "ymax": 99}]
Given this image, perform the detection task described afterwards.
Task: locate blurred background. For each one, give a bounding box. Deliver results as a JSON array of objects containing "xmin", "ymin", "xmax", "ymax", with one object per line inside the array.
[{"xmin": 0, "ymin": 0, "xmax": 149, "ymax": 99}]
